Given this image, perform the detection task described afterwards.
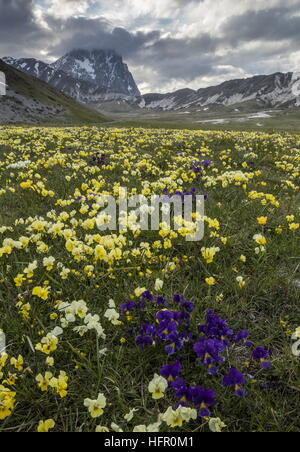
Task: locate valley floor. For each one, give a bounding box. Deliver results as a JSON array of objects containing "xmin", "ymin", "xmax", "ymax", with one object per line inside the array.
[{"xmin": 96, "ymin": 105, "xmax": 300, "ymax": 134}]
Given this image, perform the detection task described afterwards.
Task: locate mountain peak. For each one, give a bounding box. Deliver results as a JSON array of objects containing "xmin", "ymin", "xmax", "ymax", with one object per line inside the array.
[{"xmin": 51, "ymin": 48, "xmax": 140, "ymax": 96}]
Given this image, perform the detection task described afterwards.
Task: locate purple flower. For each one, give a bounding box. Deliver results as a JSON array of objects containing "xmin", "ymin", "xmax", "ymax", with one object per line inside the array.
[
  {"xmin": 198, "ymin": 310, "xmax": 234, "ymax": 343},
  {"xmin": 190, "ymin": 387, "xmax": 215, "ymax": 417},
  {"xmin": 193, "ymin": 338, "xmax": 226, "ymax": 374},
  {"xmin": 233, "ymin": 330, "xmax": 253, "ymax": 348},
  {"xmin": 223, "ymin": 368, "xmax": 246, "ymax": 397},
  {"xmin": 156, "ymin": 296, "xmax": 167, "ymax": 306},
  {"xmin": 141, "ymin": 290, "xmax": 154, "ymax": 301},
  {"xmin": 202, "ymin": 159, "xmax": 212, "ymax": 168},
  {"xmin": 135, "ymin": 335, "xmax": 153, "ymax": 350},
  {"xmin": 173, "ymin": 294, "xmax": 194, "ymax": 313},
  {"xmin": 252, "ymin": 347, "xmax": 271, "ymax": 369},
  {"xmin": 120, "ymin": 301, "xmax": 136, "ymax": 315},
  {"xmin": 172, "ymin": 378, "xmax": 191, "ymax": 406},
  {"xmin": 160, "ymin": 361, "xmax": 182, "ymax": 383}
]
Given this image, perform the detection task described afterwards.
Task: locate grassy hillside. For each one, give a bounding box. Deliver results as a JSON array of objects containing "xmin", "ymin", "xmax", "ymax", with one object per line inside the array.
[{"xmin": 0, "ymin": 59, "xmax": 108, "ymax": 125}]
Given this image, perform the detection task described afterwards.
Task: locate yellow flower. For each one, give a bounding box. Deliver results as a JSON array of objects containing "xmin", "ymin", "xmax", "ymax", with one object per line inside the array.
[
  {"xmin": 14, "ymin": 274, "xmax": 25, "ymax": 287},
  {"xmin": 154, "ymin": 278, "xmax": 164, "ymax": 291},
  {"xmin": 10, "ymin": 355, "xmax": 24, "ymax": 372},
  {"xmin": 201, "ymin": 247, "xmax": 220, "ymax": 264},
  {"xmin": 236, "ymin": 276, "xmax": 246, "ymax": 288},
  {"xmin": 84, "ymin": 393, "xmax": 106, "ymax": 418},
  {"xmin": 0, "ymin": 385, "xmax": 16, "ymax": 420},
  {"xmin": 148, "ymin": 374, "xmax": 168, "ymax": 400},
  {"xmin": 161, "ymin": 406, "xmax": 197, "ymax": 428},
  {"xmin": 286, "ymin": 215, "xmax": 295, "ymax": 222},
  {"xmin": 32, "ymin": 286, "xmax": 49, "ymax": 301},
  {"xmin": 124, "ymin": 408, "xmax": 138, "ymax": 422},
  {"xmin": 37, "ymin": 419, "xmax": 55, "ymax": 432},
  {"xmin": 94, "ymin": 245, "xmax": 107, "ymax": 261},
  {"xmin": 289, "ymin": 223, "xmax": 299, "ymax": 231},
  {"xmin": 49, "ymin": 371, "xmax": 68, "ymax": 398},
  {"xmin": 257, "ymin": 216, "xmax": 268, "ymax": 225},
  {"xmin": 43, "ymin": 256, "xmax": 55, "ymax": 271},
  {"xmin": 36, "ymin": 372, "xmax": 53, "ymax": 391},
  {"xmin": 253, "ymin": 234, "xmax": 267, "ymax": 246},
  {"xmin": 205, "ymin": 277, "xmax": 216, "ymax": 286},
  {"xmin": 20, "ymin": 180, "xmax": 32, "ymax": 189}
]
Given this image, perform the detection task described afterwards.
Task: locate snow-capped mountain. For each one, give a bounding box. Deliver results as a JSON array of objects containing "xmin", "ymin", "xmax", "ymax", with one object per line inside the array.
[
  {"xmin": 3, "ymin": 49, "xmax": 140, "ymax": 103},
  {"xmin": 52, "ymin": 49, "xmax": 140, "ymax": 97},
  {"xmin": 138, "ymin": 73, "xmax": 300, "ymax": 111}
]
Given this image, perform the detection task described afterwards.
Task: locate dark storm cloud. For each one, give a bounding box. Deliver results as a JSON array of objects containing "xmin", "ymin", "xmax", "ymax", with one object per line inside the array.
[
  {"xmin": 1, "ymin": 0, "xmax": 300, "ymax": 91},
  {"xmin": 222, "ymin": 6, "xmax": 300, "ymax": 44},
  {"xmin": 0, "ymin": 0, "xmax": 36, "ymax": 30},
  {"xmin": 45, "ymin": 13, "xmax": 220, "ymax": 78},
  {"xmin": 45, "ymin": 15, "xmax": 161, "ymax": 58},
  {"xmin": 135, "ymin": 34, "xmax": 221, "ymax": 80},
  {"xmin": 0, "ymin": 0, "xmax": 49, "ymax": 57}
]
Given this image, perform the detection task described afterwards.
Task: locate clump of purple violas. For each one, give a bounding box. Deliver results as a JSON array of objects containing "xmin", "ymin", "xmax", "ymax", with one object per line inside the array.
[
  {"xmin": 190, "ymin": 159, "xmax": 212, "ymax": 174},
  {"xmin": 119, "ymin": 292, "xmax": 271, "ymax": 419},
  {"xmin": 89, "ymin": 152, "xmax": 106, "ymax": 167}
]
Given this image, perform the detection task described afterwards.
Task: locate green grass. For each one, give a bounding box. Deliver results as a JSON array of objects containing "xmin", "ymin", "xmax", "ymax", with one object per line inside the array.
[{"xmin": 0, "ymin": 126, "xmax": 299, "ymax": 432}]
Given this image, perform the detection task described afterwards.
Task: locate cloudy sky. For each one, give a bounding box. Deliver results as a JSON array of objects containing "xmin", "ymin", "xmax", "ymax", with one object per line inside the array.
[{"xmin": 0, "ymin": 0, "xmax": 299, "ymax": 93}]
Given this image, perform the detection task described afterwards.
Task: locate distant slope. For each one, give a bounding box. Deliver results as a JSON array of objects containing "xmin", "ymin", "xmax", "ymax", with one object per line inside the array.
[
  {"xmin": 0, "ymin": 59, "xmax": 108, "ymax": 124},
  {"xmin": 137, "ymin": 73, "xmax": 300, "ymax": 111}
]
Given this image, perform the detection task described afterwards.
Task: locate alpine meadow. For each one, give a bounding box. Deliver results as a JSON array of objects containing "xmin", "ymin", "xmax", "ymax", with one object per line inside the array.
[{"xmin": 0, "ymin": 0, "xmax": 299, "ymax": 436}]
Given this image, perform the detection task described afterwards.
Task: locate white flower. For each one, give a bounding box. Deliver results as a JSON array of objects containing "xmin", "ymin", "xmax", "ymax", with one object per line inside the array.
[
  {"xmin": 209, "ymin": 418, "xmax": 227, "ymax": 432},
  {"xmin": 104, "ymin": 308, "xmax": 120, "ymax": 325},
  {"xmin": 108, "ymin": 299, "xmax": 116, "ymax": 308},
  {"xmin": 124, "ymin": 408, "xmax": 138, "ymax": 422},
  {"xmin": 73, "ymin": 326, "xmax": 88, "ymax": 336},
  {"xmin": 292, "ymin": 327, "xmax": 300, "ymax": 340},
  {"xmin": 154, "ymin": 278, "xmax": 164, "ymax": 291},
  {"xmin": 133, "ymin": 422, "xmax": 161, "ymax": 432},
  {"xmin": 95, "ymin": 426, "xmax": 109, "ymax": 432},
  {"xmin": 111, "ymin": 422, "xmax": 123, "ymax": 432},
  {"xmin": 51, "ymin": 327, "xmax": 63, "ymax": 337},
  {"xmin": 134, "ymin": 287, "xmax": 147, "ymax": 297}
]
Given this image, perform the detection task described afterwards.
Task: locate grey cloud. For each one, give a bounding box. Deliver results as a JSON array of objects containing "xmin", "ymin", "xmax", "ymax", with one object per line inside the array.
[
  {"xmin": 0, "ymin": 0, "xmax": 50, "ymax": 57},
  {"xmin": 222, "ymin": 6, "xmax": 300, "ymax": 44},
  {"xmin": 45, "ymin": 15, "xmax": 161, "ymax": 58}
]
